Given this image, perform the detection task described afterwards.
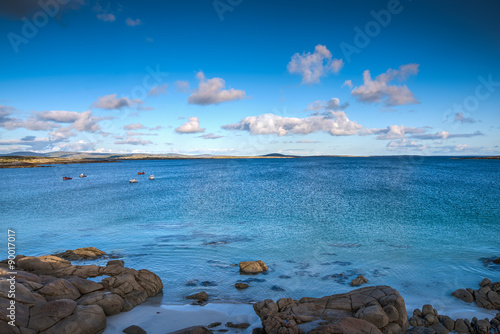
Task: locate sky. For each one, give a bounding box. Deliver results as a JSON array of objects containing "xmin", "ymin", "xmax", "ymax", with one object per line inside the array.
[{"xmin": 0, "ymin": 0, "xmax": 499, "ymax": 156}]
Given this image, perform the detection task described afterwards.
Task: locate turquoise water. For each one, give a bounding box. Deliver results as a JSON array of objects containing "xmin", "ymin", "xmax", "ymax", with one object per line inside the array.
[{"xmin": 1, "ymin": 157, "xmax": 499, "ymax": 316}]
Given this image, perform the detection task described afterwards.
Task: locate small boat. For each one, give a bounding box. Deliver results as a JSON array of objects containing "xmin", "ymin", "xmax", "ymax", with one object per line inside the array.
[
  {"xmin": 148, "ymin": 175, "xmax": 155, "ymax": 180},
  {"xmin": 62, "ymin": 177, "xmax": 72, "ymax": 180},
  {"xmin": 138, "ymin": 172, "xmax": 145, "ymax": 175},
  {"xmin": 129, "ymin": 179, "xmax": 138, "ymax": 183},
  {"xmin": 79, "ymin": 173, "xmax": 87, "ymax": 178}
]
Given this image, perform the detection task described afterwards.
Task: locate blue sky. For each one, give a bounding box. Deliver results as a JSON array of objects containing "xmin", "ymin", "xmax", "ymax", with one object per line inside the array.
[{"xmin": 0, "ymin": 0, "xmax": 499, "ymax": 156}]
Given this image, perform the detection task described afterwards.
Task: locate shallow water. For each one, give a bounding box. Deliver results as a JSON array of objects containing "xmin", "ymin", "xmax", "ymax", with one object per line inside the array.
[{"xmin": 2, "ymin": 157, "xmax": 499, "ymax": 317}]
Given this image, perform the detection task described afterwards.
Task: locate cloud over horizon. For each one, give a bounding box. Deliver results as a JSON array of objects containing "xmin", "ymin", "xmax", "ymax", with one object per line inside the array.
[{"xmin": 175, "ymin": 117, "xmax": 205, "ymax": 134}]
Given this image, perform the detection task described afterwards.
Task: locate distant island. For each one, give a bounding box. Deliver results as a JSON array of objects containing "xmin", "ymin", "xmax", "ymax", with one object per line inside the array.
[{"xmin": 1, "ymin": 152, "xmax": 498, "ymax": 168}]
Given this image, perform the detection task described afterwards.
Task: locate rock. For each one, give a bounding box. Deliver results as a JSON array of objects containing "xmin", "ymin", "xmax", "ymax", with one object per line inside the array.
[
  {"xmin": 168, "ymin": 326, "xmax": 212, "ymax": 334},
  {"xmin": 235, "ymin": 283, "xmax": 249, "ymax": 289},
  {"xmin": 439, "ymin": 316, "xmax": 454, "ymax": 331},
  {"xmin": 451, "ymin": 289, "xmax": 474, "ymax": 303},
  {"xmin": 207, "ymin": 322, "xmax": 222, "ymax": 328},
  {"xmin": 239, "ymin": 260, "xmax": 268, "ymax": 274},
  {"xmin": 38, "ymin": 279, "xmax": 81, "ymax": 301},
  {"xmin": 97, "ymin": 293, "xmax": 124, "ymax": 316},
  {"xmin": 226, "ymin": 322, "xmax": 250, "ymax": 329},
  {"xmin": 254, "ymin": 286, "xmax": 408, "ymax": 333},
  {"xmin": 310, "ymin": 317, "xmax": 382, "ymax": 334},
  {"xmin": 17, "ymin": 256, "xmax": 71, "ymax": 275},
  {"xmin": 406, "ymin": 327, "xmax": 436, "ymax": 334},
  {"xmin": 472, "ymin": 319, "xmax": 491, "ymax": 334},
  {"xmin": 479, "ymin": 278, "xmax": 492, "ymax": 287},
  {"xmin": 350, "ymin": 275, "xmax": 369, "ymax": 287},
  {"xmin": 421, "ymin": 305, "xmax": 434, "ymax": 316},
  {"xmin": 39, "ymin": 304, "xmax": 106, "ymax": 334},
  {"xmin": 123, "ymin": 325, "xmax": 147, "ymax": 334},
  {"xmin": 107, "ymin": 260, "xmax": 125, "ymax": 267},
  {"xmin": 454, "ymin": 319, "xmax": 470, "ymax": 333},
  {"xmin": 424, "ymin": 313, "xmax": 437, "ymax": 326},
  {"xmin": 430, "ymin": 323, "xmax": 449, "ymax": 334},
  {"xmin": 355, "ymin": 303, "xmax": 389, "ymax": 328},
  {"xmin": 0, "ymin": 280, "xmax": 46, "ymax": 306},
  {"xmin": 409, "ymin": 316, "xmax": 424, "ymax": 327},
  {"xmin": 66, "ymin": 276, "xmax": 103, "ymax": 294},
  {"xmin": 494, "ymin": 258, "xmax": 500, "ymax": 264},
  {"xmin": 186, "ymin": 291, "xmax": 209, "ymax": 301},
  {"xmin": 0, "ymin": 296, "xmax": 30, "ymax": 328},
  {"xmin": 54, "ymin": 247, "xmax": 106, "ymax": 261},
  {"xmin": 28, "ymin": 299, "xmax": 77, "ymax": 332}
]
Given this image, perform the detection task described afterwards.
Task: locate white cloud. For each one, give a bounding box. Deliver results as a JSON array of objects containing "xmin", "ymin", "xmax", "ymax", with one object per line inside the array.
[
  {"xmin": 386, "ymin": 139, "xmax": 427, "ymax": 151},
  {"xmin": 287, "ymin": 45, "xmax": 344, "ymax": 84},
  {"xmin": 198, "ymin": 133, "xmax": 223, "ymax": 139},
  {"xmin": 411, "ymin": 130, "xmax": 483, "ymax": 140},
  {"xmin": 93, "ymin": 94, "xmax": 143, "ymax": 110},
  {"xmin": 97, "ymin": 13, "xmax": 115, "ymax": 22},
  {"xmin": 124, "ymin": 123, "xmax": 146, "ymax": 130},
  {"xmin": 175, "ymin": 117, "xmax": 205, "ymax": 134},
  {"xmin": 454, "ymin": 112, "xmax": 476, "ymax": 124},
  {"xmin": 342, "ymin": 80, "xmax": 353, "ymax": 88},
  {"xmin": 125, "ymin": 18, "xmax": 142, "ymax": 26},
  {"xmin": 351, "ymin": 64, "xmax": 420, "ymax": 106},
  {"xmin": 306, "ymin": 98, "xmax": 349, "ymax": 112},
  {"xmin": 126, "ymin": 131, "xmax": 158, "ymax": 137},
  {"xmin": 363, "ymin": 125, "xmax": 425, "ymax": 140},
  {"xmin": 56, "ymin": 141, "xmax": 97, "ymax": 152},
  {"xmin": 222, "ymin": 111, "xmax": 362, "ymax": 136},
  {"xmin": 188, "ymin": 72, "xmax": 246, "ymax": 105},
  {"xmin": 148, "ymin": 83, "xmax": 168, "ymax": 97},
  {"xmin": 114, "ymin": 137, "xmax": 153, "ymax": 146},
  {"xmin": 38, "ymin": 110, "xmax": 101, "ymax": 133}
]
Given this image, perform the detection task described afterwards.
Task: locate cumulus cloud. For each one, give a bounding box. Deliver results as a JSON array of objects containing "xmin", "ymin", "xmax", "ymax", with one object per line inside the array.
[
  {"xmin": 198, "ymin": 133, "xmax": 223, "ymax": 139},
  {"xmin": 342, "ymin": 80, "xmax": 353, "ymax": 88},
  {"xmin": 93, "ymin": 94, "xmax": 143, "ymax": 110},
  {"xmin": 287, "ymin": 45, "xmax": 344, "ymax": 84},
  {"xmin": 124, "ymin": 123, "xmax": 146, "ymax": 131},
  {"xmin": 0, "ymin": 137, "xmax": 56, "ymax": 151},
  {"xmin": 148, "ymin": 84, "xmax": 168, "ymax": 97},
  {"xmin": 97, "ymin": 13, "xmax": 115, "ymax": 22},
  {"xmin": 351, "ymin": 64, "xmax": 420, "ymax": 106},
  {"xmin": 114, "ymin": 137, "xmax": 153, "ymax": 146},
  {"xmin": 306, "ymin": 98, "xmax": 349, "ymax": 113},
  {"xmin": 222, "ymin": 111, "xmax": 362, "ymax": 136},
  {"xmin": 188, "ymin": 72, "xmax": 246, "ymax": 105},
  {"xmin": 175, "ymin": 80, "xmax": 190, "ymax": 93},
  {"xmin": 125, "ymin": 18, "xmax": 142, "ymax": 26},
  {"xmin": 363, "ymin": 125, "xmax": 425, "ymax": 140},
  {"xmin": 454, "ymin": 112, "xmax": 476, "ymax": 124},
  {"xmin": 175, "ymin": 117, "xmax": 205, "ymax": 134}
]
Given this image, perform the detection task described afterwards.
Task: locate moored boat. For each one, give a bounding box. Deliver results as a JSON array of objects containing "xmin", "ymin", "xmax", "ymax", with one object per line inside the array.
[
  {"xmin": 62, "ymin": 177, "xmax": 72, "ymax": 180},
  {"xmin": 79, "ymin": 173, "xmax": 87, "ymax": 178},
  {"xmin": 129, "ymin": 179, "xmax": 138, "ymax": 183},
  {"xmin": 138, "ymin": 172, "xmax": 145, "ymax": 175},
  {"xmin": 149, "ymin": 175, "xmax": 155, "ymax": 180}
]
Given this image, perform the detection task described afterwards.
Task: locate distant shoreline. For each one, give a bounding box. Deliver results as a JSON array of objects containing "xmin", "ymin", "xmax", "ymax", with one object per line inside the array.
[{"xmin": 1, "ymin": 154, "xmax": 499, "ymax": 169}]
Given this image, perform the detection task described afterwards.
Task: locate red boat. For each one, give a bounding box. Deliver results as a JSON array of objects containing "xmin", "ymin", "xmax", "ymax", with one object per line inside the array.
[
  {"xmin": 62, "ymin": 177, "xmax": 72, "ymax": 180},
  {"xmin": 138, "ymin": 172, "xmax": 145, "ymax": 175}
]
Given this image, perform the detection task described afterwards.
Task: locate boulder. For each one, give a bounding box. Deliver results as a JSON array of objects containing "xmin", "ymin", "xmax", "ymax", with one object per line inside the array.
[
  {"xmin": 28, "ymin": 299, "xmax": 77, "ymax": 332},
  {"xmin": 123, "ymin": 325, "xmax": 147, "ymax": 334},
  {"xmin": 168, "ymin": 326, "xmax": 212, "ymax": 334},
  {"xmin": 186, "ymin": 291, "xmax": 209, "ymax": 301},
  {"xmin": 350, "ymin": 275, "xmax": 369, "ymax": 287},
  {"xmin": 66, "ymin": 276, "xmax": 103, "ymax": 294},
  {"xmin": 406, "ymin": 327, "xmax": 436, "ymax": 334},
  {"xmin": 0, "ymin": 280, "xmax": 46, "ymax": 306},
  {"xmin": 38, "ymin": 279, "xmax": 81, "ymax": 301},
  {"xmin": 97, "ymin": 293, "xmax": 124, "ymax": 316},
  {"xmin": 239, "ymin": 260, "xmax": 268, "ymax": 274},
  {"xmin": 39, "ymin": 304, "xmax": 106, "ymax": 334},
  {"xmin": 54, "ymin": 247, "xmax": 106, "ymax": 261},
  {"xmin": 451, "ymin": 289, "xmax": 474, "ymax": 303},
  {"xmin": 253, "ymin": 286, "xmax": 408, "ymax": 333},
  {"xmin": 235, "ymin": 283, "xmax": 249, "ymax": 289},
  {"xmin": 226, "ymin": 322, "xmax": 250, "ymax": 328},
  {"xmin": 16, "ymin": 256, "xmax": 71, "ymax": 275}
]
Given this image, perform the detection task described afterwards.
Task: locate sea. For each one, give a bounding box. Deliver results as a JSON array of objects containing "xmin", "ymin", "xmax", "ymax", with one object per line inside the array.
[{"xmin": 1, "ymin": 156, "xmax": 499, "ymax": 320}]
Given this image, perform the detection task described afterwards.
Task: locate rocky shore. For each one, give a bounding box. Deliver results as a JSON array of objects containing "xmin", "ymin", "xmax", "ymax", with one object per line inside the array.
[{"xmin": 1, "ymin": 250, "xmax": 499, "ymax": 334}]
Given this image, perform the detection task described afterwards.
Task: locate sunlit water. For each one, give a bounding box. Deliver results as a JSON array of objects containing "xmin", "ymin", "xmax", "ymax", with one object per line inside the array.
[{"xmin": 1, "ymin": 157, "xmax": 499, "ymax": 318}]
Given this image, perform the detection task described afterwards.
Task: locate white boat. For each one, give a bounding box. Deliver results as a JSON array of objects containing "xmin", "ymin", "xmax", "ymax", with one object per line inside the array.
[
  {"xmin": 129, "ymin": 179, "xmax": 138, "ymax": 183},
  {"xmin": 148, "ymin": 175, "xmax": 155, "ymax": 180},
  {"xmin": 79, "ymin": 173, "xmax": 87, "ymax": 178}
]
